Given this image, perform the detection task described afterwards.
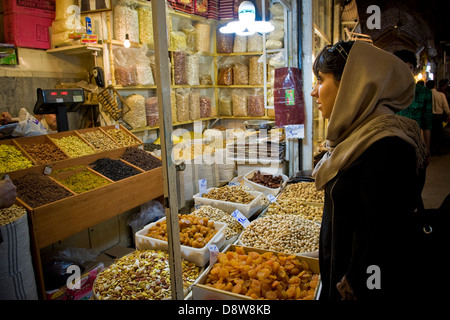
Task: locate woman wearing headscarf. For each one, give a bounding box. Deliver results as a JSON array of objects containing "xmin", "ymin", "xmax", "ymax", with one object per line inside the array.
[{"xmin": 311, "ymin": 40, "xmax": 427, "ymax": 300}]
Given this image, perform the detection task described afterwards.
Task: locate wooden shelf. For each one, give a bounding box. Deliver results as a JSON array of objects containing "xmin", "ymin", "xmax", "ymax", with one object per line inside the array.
[{"xmin": 46, "ymin": 44, "xmax": 103, "ymax": 55}]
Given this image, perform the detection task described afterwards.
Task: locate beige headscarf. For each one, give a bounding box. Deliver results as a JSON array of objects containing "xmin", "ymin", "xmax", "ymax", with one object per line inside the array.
[{"xmin": 312, "ymin": 41, "xmax": 427, "ymax": 190}]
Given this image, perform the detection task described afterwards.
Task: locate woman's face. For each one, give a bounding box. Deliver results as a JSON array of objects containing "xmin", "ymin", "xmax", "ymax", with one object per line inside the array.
[{"xmin": 310, "ymin": 71, "xmax": 340, "ymax": 119}]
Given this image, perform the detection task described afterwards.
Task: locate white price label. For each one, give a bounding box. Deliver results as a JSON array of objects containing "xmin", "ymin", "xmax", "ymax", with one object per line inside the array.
[
  {"xmin": 43, "ymin": 166, "xmax": 52, "ymax": 175},
  {"xmin": 266, "ymin": 194, "xmax": 277, "ymax": 203},
  {"xmin": 207, "ymin": 244, "xmax": 219, "ymax": 265},
  {"xmin": 285, "ymin": 124, "xmax": 304, "ymax": 139},
  {"xmin": 198, "ymin": 178, "xmax": 207, "ymax": 196},
  {"xmin": 228, "ymin": 181, "xmax": 240, "ymax": 186},
  {"xmin": 115, "ymin": 124, "xmax": 120, "ymax": 129},
  {"xmin": 231, "ymin": 209, "xmax": 250, "ymax": 228}
]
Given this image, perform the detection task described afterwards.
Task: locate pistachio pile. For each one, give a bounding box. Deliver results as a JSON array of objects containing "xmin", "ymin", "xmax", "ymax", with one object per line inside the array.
[
  {"xmin": 267, "ymin": 199, "xmax": 323, "ymax": 223},
  {"xmin": 191, "ymin": 205, "xmax": 243, "ymax": 240},
  {"xmin": 93, "ymin": 250, "xmax": 200, "ymax": 300},
  {"xmin": 202, "ymin": 185, "xmax": 255, "ymax": 204},
  {"xmin": 0, "ymin": 204, "xmax": 27, "ymax": 227},
  {"xmin": 278, "ymin": 182, "xmax": 324, "ymax": 203},
  {"xmin": 51, "ymin": 135, "xmax": 96, "ymax": 158},
  {"xmin": 79, "ymin": 130, "xmax": 119, "ymax": 152},
  {"xmin": 0, "ymin": 144, "xmax": 33, "ymax": 173},
  {"xmin": 239, "ymin": 214, "xmax": 320, "ymax": 255}
]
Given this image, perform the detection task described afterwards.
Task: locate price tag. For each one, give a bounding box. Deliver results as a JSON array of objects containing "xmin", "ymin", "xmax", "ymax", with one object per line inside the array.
[
  {"xmin": 228, "ymin": 181, "xmax": 240, "ymax": 186},
  {"xmin": 115, "ymin": 123, "xmax": 120, "ymax": 129},
  {"xmin": 285, "ymin": 124, "xmax": 304, "ymax": 139},
  {"xmin": 43, "ymin": 166, "xmax": 52, "ymax": 175},
  {"xmin": 266, "ymin": 194, "xmax": 277, "ymax": 203},
  {"xmin": 198, "ymin": 178, "xmax": 207, "ymax": 196},
  {"xmin": 231, "ymin": 209, "xmax": 250, "ymax": 228},
  {"xmin": 207, "ymin": 244, "xmax": 219, "ymax": 265}
]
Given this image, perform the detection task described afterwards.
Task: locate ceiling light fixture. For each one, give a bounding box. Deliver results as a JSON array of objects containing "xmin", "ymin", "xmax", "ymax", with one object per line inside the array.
[{"xmin": 219, "ymin": 1, "xmax": 274, "ymax": 36}]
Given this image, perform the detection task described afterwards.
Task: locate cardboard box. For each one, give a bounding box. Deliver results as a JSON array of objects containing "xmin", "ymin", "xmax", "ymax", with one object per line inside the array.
[
  {"xmin": 192, "ymin": 245, "xmax": 321, "ymax": 300},
  {"xmin": 2, "ymin": 0, "xmax": 56, "ymax": 19},
  {"xmin": 3, "ymin": 12, "xmax": 52, "ymax": 49}
]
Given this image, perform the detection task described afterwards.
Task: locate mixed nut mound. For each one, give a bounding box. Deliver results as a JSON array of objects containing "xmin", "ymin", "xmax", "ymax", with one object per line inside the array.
[
  {"xmin": 201, "ymin": 185, "xmax": 255, "ymax": 204},
  {"xmin": 93, "ymin": 250, "xmax": 200, "ymax": 300}
]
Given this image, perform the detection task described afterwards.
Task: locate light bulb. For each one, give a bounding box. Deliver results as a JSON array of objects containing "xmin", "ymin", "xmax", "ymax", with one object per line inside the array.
[{"xmin": 124, "ymin": 34, "xmax": 131, "ymax": 48}]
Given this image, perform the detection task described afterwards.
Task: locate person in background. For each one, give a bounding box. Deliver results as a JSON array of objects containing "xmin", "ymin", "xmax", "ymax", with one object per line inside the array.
[
  {"xmin": 0, "ymin": 178, "xmax": 17, "ymax": 209},
  {"xmin": 426, "ymin": 80, "xmax": 450, "ymax": 155},
  {"xmin": 311, "ymin": 40, "xmax": 427, "ymax": 300},
  {"xmin": 394, "ymin": 50, "xmax": 432, "ymax": 163},
  {"xmin": 0, "ymin": 111, "xmax": 57, "ymax": 132}
]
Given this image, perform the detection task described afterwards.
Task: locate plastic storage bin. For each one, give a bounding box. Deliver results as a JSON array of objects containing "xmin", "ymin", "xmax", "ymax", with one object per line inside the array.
[
  {"xmin": 193, "ymin": 187, "xmax": 264, "ymax": 218},
  {"xmin": 135, "ymin": 217, "xmax": 227, "ymax": 267},
  {"xmin": 243, "ymin": 169, "xmax": 288, "ymax": 196}
]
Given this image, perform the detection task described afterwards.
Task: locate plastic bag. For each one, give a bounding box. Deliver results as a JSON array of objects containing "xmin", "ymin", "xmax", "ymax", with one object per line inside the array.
[
  {"xmin": 249, "ymin": 56, "xmax": 264, "ymax": 85},
  {"xmin": 145, "ymin": 96, "xmax": 159, "ymax": 126},
  {"xmin": 195, "ymin": 22, "xmax": 211, "ymax": 53},
  {"xmin": 114, "ymin": 48, "xmax": 137, "ymax": 86},
  {"xmin": 180, "ymin": 19, "xmax": 197, "ymax": 51},
  {"xmin": 176, "ymin": 88, "xmax": 190, "ymax": 122},
  {"xmin": 128, "ymin": 200, "xmax": 165, "ymax": 236},
  {"xmin": 247, "ymin": 33, "xmax": 263, "ymax": 52},
  {"xmin": 216, "ymin": 31, "xmax": 234, "ymax": 53},
  {"xmin": 218, "ymin": 89, "xmax": 232, "ymax": 116},
  {"xmin": 138, "ymin": 5, "xmax": 154, "ymax": 46},
  {"xmin": 135, "ymin": 45, "xmax": 154, "ymax": 85},
  {"xmin": 189, "ymin": 89, "xmax": 201, "ymax": 120},
  {"xmin": 171, "ymin": 31, "xmax": 187, "ymax": 51},
  {"xmin": 124, "ymin": 94, "xmax": 146, "ymax": 128},
  {"xmin": 233, "ymin": 58, "xmax": 249, "ymax": 85},
  {"xmin": 186, "ymin": 53, "xmax": 200, "ymax": 85},
  {"xmin": 232, "ymin": 89, "xmax": 248, "ymax": 116},
  {"xmin": 247, "ymin": 89, "xmax": 265, "ymax": 117},
  {"xmin": 200, "ymin": 96, "xmax": 211, "ymax": 118},
  {"xmin": 114, "ymin": 0, "xmax": 139, "ymax": 43},
  {"xmin": 173, "ymin": 51, "xmax": 187, "ymax": 85},
  {"xmin": 12, "ymin": 109, "xmax": 49, "ymax": 137}
]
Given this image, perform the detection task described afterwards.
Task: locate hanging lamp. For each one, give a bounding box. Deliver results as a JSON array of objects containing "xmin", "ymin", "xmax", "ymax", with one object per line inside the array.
[{"xmin": 219, "ymin": 1, "xmax": 274, "ymax": 36}]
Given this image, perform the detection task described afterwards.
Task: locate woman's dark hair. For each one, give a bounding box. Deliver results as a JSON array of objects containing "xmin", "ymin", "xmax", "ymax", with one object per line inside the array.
[
  {"xmin": 313, "ymin": 40, "xmax": 355, "ymax": 81},
  {"xmin": 426, "ymin": 80, "xmax": 436, "ymax": 89},
  {"xmin": 393, "ymin": 50, "xmax": 417, "ymax": 69}
]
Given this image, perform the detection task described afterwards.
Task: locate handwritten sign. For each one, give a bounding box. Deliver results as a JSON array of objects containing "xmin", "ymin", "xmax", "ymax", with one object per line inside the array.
[
  {"xmin": 231, "ymin": 209, "xmax": 250, "ymax": 228},
  {"xmin": 285, "ymin": 124, "xmax": 304, "ymax": 139}
]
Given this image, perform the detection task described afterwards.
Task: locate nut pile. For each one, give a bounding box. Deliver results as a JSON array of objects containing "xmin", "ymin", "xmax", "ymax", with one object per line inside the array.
[
  {"xmin": 0, "ymin": 144, "xmax": 33, "ymax": 173},
  {"xmin": 78, "ymin": 131, "xmax": 118, "ymax": 152},
  {"xmin": 248, "ymin": 171, "xmax": 283, "ymax": 189},
  {"xmin": 51, "ymin": 135, "xmax": 96, "ymax": 158},
  {"xmin": 105, "ymin": 128, "xmax": 137, "ymax": 147},
  {"xmin": 121, "ymin": 147, "xmax": 162, "ymax": 171},
  {"xmin": 278, "ymin": 182, "xmax": 324, "ymax": 203},
  {"xmin": 93, "ymin": 250, "xmax": 200, "ymax": 300},
  {"xmin": 191, "ymin": 205, "xmax": 243, "ymax": 240},
  {"xmin": 13, "ymin": 173, "xmax": 74, "ymax": 208},
  {"xmin": 267, "ymin": 199, "xmax": 323, "ymax": 223},
  {"xmin": 205, "ymin": 246, "xmax": 319, "ymax": 300},
  {"xmin": 239, "ymin": 214, "xmax": 320, "ymax": 255},
  {"xmin": 0, "ymin": 204, "xmax": 27, "ymax": 227},
  {"xmin": 146, "ymin": 214, "xmax": 217, "ymax": 248},
  {"xmin": 20, "ymin": 143, "xmax": 68, "ymax": 165},
  {"xmin": 202, "ymin": 185, "xmax": 255, "ymax": 204},
  {"xmin": 91, "ymin": 158, "xmax": 141, "ymax": 181},
  {"xmin": 56, "ymin": 169, "xmax": 111, "ymax": 194}
]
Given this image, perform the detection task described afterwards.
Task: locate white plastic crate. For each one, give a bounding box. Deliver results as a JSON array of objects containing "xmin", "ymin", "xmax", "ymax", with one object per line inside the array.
[
  {"xmin": 243, "ymin": 169, "xmax": 288, "ymax": 196},
  {"xmin": 135, "ymin": 217, "xmax": 227, "ymax": 267},
  {"xmin": 193, "ymin": 187, "xmax": 264, "ymax": 218}
]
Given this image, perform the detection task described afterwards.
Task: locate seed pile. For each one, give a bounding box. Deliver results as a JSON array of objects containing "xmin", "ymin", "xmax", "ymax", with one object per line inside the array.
[
  {"xmin": 202, "ymin": 185, "xmax": 255, "ymax": 204},
  {"xmin": 20, "ymin": 143, "xmax": 68, "ymax": 165},
  {"xmin": 121, "ymin": 147, "xmax": 162, "ymax": 171},
  {"xmin": 57, "ymin": 169, "xmax": 111, "ymax": 193},
  {"xmin": 51, "ymin": 136, "xmax": 95, "ymax": 158},
  {"xmin": 239, "ymin": 214, "xmax": 320, "ymax": 255},
  {"xmin": 0, "ymin": 204, "xmax": 27, "ymax": 227},
  {"xmin": 90, "ymin": 158, "xmax": 141, "ymax": 181},
  {"xmin": 267, "ymin": 199, "xmax": 323, "ymax": 223},
  {"xmin": 248, "ymin": 171, "xmax": 283, "ymax": 189},
  {"xmin": 79, "ymin": 130, "xmax": 118, "ymax": 152},
  {"xmin": 105, "ymin": 128, "xmax": 137, "ymax": 147},
  {"xmin": 93, "ymin": 250, "xmax": 200, "ymax": 300},
  {"xmin": 0, "ymin": 144, "xmax": 33, "ymax": 173},
  {"xmin": 13, "ymin": 173, "xmax": 73, "ymax": 208},
  {"xmin": 278, "ymin": 182, "xmax": 324, "ymax": 203}
]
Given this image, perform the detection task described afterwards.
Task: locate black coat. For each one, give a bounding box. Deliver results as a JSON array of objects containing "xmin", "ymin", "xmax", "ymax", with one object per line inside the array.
[{"xmin": 318, "ymin": 137, "xmax": 424, "ymax": 300}]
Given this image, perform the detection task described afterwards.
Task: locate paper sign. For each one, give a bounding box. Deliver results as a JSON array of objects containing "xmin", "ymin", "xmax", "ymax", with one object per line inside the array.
[
  {"xmin": 43, "ymin": 166, "xmax": 52, "ymax": 175},
  {"xmin": 199, "ymin": 178, "xmax": 207, "ymax": 196},
  {"xmin": 231, "ymin": 209, "xmax": 250, "ymax": 228},
  {"xmin": 208, "ymin": 244, "xmax": 219, "ymax": 265},
  {"xmin": 285, "ymin": 124, "xmax": 304, "ymax": 139},
  {"xmin": 266, "ymin": 194, "xmax": 277, "ymax": 203},
  {"xmin": 228, "ymin": 181, "xmax": 240, "ymax": 186}
]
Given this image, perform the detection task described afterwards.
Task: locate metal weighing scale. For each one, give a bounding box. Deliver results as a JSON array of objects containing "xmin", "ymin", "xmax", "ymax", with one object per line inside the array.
[{"xmin": 33, "ymin": 88, "xmax": 85, "ymax": 132}]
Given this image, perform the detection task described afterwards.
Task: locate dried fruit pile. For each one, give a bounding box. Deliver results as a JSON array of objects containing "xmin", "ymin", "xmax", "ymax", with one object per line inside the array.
[{"xmin": 205, "ymin": 246, "xmax": 319, "ymax": 300}]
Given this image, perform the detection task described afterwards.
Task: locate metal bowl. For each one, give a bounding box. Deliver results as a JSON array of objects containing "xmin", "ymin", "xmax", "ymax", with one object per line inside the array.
[{"xmin": 244, "ymin": 120, "xmax": 276, "ymax": 130}]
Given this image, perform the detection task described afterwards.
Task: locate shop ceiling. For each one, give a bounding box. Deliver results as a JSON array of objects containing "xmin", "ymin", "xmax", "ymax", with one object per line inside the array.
[{"xmin": 352, "ymin": 0, "xmax": 450, "ymax": 57}]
